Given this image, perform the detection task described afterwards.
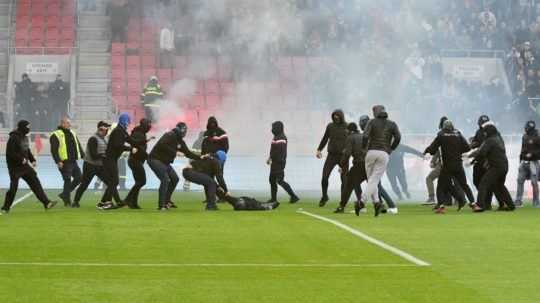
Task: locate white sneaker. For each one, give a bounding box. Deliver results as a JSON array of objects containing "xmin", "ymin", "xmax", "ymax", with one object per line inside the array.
[{"xmin": 387, "ymin": 208, "xmax": 398, "ymax": 214}]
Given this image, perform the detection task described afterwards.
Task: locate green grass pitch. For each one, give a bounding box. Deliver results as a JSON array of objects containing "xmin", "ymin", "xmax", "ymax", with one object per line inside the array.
[{"xmin": 1, "ymin": 190, "xmax": 539, "ymax": 303}]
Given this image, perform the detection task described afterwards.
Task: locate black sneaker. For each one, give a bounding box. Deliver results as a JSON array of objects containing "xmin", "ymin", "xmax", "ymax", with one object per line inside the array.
[
  {"xmin": 45, "ymin": 201, "xmax": 58, "ymax": 210},
  {"xmin": 58, "ymin": 193, "xmax": 70, "ymax": 207},
  {"xmin": 270, "ymin": 202, "xmax": 280, "ymax": 210},
  {"xmin": 205, "ymin": 204, "xmax": 219, "ymax": 211},
  {"xmin": 374, "ymin": 202, "xmax": 383, "ymax": 217},
  {"xmin": 71, "ymin": 202, "xmax": 80, "ymax": 208},
  {"xmin": 319, "ymin": 196, "xmax": 329, "ymax": 207},
  {"xmin": 116, "ymin": 200, "xmax": 128, "ymax": 208},
  {"xmin": 354, "ymin": 201, "xmax": 365, "ymax": 216},
  {"xmin": 334, "ymin": 206, "xmax": 344, "ymax": 214},
  {"xmin": 167, "ymin": 201, "xmax": 178, "ymax": 208},
  {"xmin": 290, "ymin": 196, "xmax": 300, "ymax": 204}
]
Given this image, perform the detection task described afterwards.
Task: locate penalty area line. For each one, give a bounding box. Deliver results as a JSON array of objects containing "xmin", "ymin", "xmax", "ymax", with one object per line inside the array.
[
  {"xmin": 0, "ymin": 262, "xmax": 417, "ymax": 268},
  {"xmin": 12, "ymin": 192, "xmax": 34, "ymax": 208},
  {"xmin": 297, "ymin": 210, "xmax": 431, "ymax": 267}
]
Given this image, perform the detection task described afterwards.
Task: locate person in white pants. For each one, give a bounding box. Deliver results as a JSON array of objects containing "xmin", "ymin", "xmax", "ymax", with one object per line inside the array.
[{"xmin": 362, "ymin": 105, "xmax": 401, "ymax": 216}]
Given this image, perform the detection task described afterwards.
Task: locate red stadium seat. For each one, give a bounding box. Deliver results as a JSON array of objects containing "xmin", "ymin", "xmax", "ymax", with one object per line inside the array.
[
  {"xmin": 15, "ymin": 39, "xmax": 28, "ymax": 47},
  {"xmin": 111, "ymin": 56, "xmax": 125, "ymax": 70},
  {"xmin": 32, "ymin": 4, "xmax": 47, "ymax": 16},
  {"xmin": 127, "ymin": 80, "xmax": 141, "ymax": 93},
  {"xmin": 142, "ymin": 69, "xmax": 156, "ymax": 82},
  {"xmin": 140, "ymin": 43, "xmax": 155, "ymax": 55},
  {"xmin": 31, "ymin": 16, "xmax": 45, "ymax": 28},
  {"xmin": 112, "ymin": 70, "xmax": 126, "ymax": 82},
  {"xmin": 16, "ymin": 16, "xmax": 31, "ymax": 29},
  {"xmin": 127, "ymin": 95, "xmax": 140, "ymax": 106},
  {"xmin": 15, "ymin": 29, "xmax": 29, "ymax": 40},
  {"xmin": 127, "ymin": 30, "xmax": 140, "ymax": 42},
  {"xmin": 127, "ymin": 70, "xmax": 141, "ymax": 82},
  {"xmin": 61, "ymin": 16, "xmax": 75, "ymax": 27},
  {"xmin": 205, "ymin": 80, "xmax": 220, "ymax": 95},
  {"xmin": 112, "ymin": 95, "xmax": 128, "ymax": 107},
  {"xmin": 29, "ymin": 39, "xmax": 44, "ymax": 47},
  {"xmin": 48, "ymin": 4, "xmax": 61, "ymax": 16},
  {"xmin": 46, "ymin": 15, "xmax": 60, "ymax": 27},
  {"xmin": 16, "ymin": 48, "xmax": 42, "ymax": 55},
  {"xmin": 59, "ymin": 38, "xmax": 73, "ymax": 47},
  {"xmin": 45, "ymin": 37, "xmax": 59, "ymax": 47},
  {"xmin": 126, "ymin": 41, "xmax": 140, "ymax": 51},
  {"xmin": 126, "ymin": 56, "xmax": 141, "ymax": 70},
  {"xmin": 157, "ymin": 69, "xmax": 172, "ymax": 83},
  {"xmin": 111, "ymin": 43, "xmax": 126, "ymax": 55},
  {"xmin": 141, "ymin": 56, "xmax": 155, "ymax": 69},
  {"xmin": 17, "ymin": 4, "xmax": 31, "ymax": 16}
]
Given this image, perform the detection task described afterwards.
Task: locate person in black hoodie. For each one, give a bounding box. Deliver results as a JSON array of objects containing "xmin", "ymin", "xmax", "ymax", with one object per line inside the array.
[
  {"xmin": 183, "ymin": 151, "xmax": 227, "ymax": 211},
  {"xmin": 2, "ymin": 120, "xmax": 57, "ymax": 214},
  {"xmin": 217, "ymin": 188, "xmax": 280, "ymax": 211},
  {"xmin": 466, "ymin": 124, "xmax": 515, "ymax": 212},
  {"xmin": 124, "ymin": 119, "xmax": 154, "ymax": 209},
  {"xmin": 515, "ymin": 120, "xmax": 540, "ymax": 207},
  {"xmin": 470, "ymin": 115, "xmax": 493, "ymax": 207},
  {"xmin": 50, "ymin": 117, "xmax": 84, "ymax": 206},
  {"xmin": 316, "ymin": 109, "xmax": 348, "ymax": 207},
  {"xmin": 362, "ymin": 105, "xmax": 401, "ymax": 216},
  {"xmin": 149, "ymin": 122, "xmax": 201, "ymax": 210},
  {"xmin": 424, "ymin": 119, "xmax": 475, "ymax": 213},
  {"xmin": 202, "ymin": 116, "xmax": 229, "ymax": 155},
  {"xmin": 267, "ymin": 121, "xmax": 299, "ymax": 204},
  {"xmin": 99, "ymin": 113, "xmax": 132, "ymax": 210}
]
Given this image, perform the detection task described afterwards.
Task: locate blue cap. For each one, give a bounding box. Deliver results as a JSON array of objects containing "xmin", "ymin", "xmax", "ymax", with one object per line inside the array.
[{"xmin": 118, "ymin": 113, "xmax": 131, "ymax": 129}]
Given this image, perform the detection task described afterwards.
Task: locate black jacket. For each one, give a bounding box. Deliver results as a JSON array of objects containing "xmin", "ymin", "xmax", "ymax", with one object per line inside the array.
[
  {"xmin": 270, "ymin": 133, "xmax": 288, "ymax": 172},
  {"xmin": 50, "ymin": 127, "xmax": 84, "ymax": 163},
  {"xmin": 474, "ymin": 130, "xmax": 508, "ymax": 171},
  {"xmin": 6, "ymin": 130, "xmax": 35, "ymax": 169},
  {"xmin": 362, "ymin": 109, "xmax": 401, "ymax": 154},
  {"xmin": 150, "ymin": 131, "xmax": 200, "ymax": 164},
  {"xmin": 317, "ymin": 110, "xmax": 348, "ymax": 154},
  {"xmin": 341, "ymin": 131, "xmax": 366, "ymax": 166},
  {"xmin": 470, "ymin": 128, "xmax": 486, "ymax": 149},
  {"xmin": 425, "ymin": 129, "xmax": 470, "ymax": 167},
  {"xmin": 129, "ymin": 126, "xmax": 149, "ymax": 162},
  {"xmin": 520, "ymin": 130, "xmax": 540, "ymax": 161},
  {"xmin": 106, "ymin": 126, "xmax": 132, "ymax": 161},
  {"xmin": 190, "ymin": 157, "xmax": 228, "ymax": 192},
  {"xmin": 202, "ymin": 117, "xmax": 229, "ymax": 154}
]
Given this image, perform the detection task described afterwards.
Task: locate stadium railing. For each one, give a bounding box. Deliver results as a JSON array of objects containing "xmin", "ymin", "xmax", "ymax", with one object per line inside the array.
[{"xmin": 440, "ymin": 49, "xmax": 506, "ymax": 58}]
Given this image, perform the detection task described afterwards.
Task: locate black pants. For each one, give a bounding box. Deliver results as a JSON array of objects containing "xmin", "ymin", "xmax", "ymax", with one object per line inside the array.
[
  {"xmin": 125, "ymin": 158, "xmax": 146, "ymax": 205},
  {"xmin": 478, "ymin": 167, "xmax": 514, "ymax": 210},
  {"xmin": 386, "ymin": 160, "xmax": 408, "ymax": 199},
  {"xmin": 182, "ymin": 168, "xmax": 217, "ymax": 208},
  {"xmin": 148, "ymin": 158, "xmax": 179, "ymax": 208},
  {"xmin": 222, "ymin": 195, "xmax": 274, "ymax": 211},
  {"xmin": 101, "ymin": 157, "xmax": 121, "ymax": 203},
  {"xmin": 473, "ymin": 163, "xmax": 494, "ymax": 208},
  {"xmin": 321, "ymin": 153, "xmax": 347, "ymax": 198},
  {"xmin": 340, "ymin": 162, "xmax": 367, "ymax": 207},
  {"xmin": 269, "ymin": 168, "xmax": 296, "ymax": 201},
  {"xmin": 3, "ymin": 166, "xmax": 50, "ymax": 210},
  {"xmin": 437, "ymin": 164, "xmax": 474, "ymax": 206},
  {"xmin": 74, "ymin": 162, "xmax": 110, "ymax": 203},
  {"xmin": 378, "ymin": 184, "xmax": 396, "ymax": 208},
  {"xmin": 59, "ymin": 160, "xmax": 82, "ymax": 202}
]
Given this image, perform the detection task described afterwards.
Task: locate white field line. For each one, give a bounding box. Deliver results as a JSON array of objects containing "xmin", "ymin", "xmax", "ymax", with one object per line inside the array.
[
  {"xmin": 0, "ymin": 262, "xmax": 417, "ymax": 268},
  {"xmin": 11, "ymin": 192, "xmax": 33, "ymax": 208},
  {"xmin": 298, "ymin": 210, "xmax": 431, "ymax": 267}
]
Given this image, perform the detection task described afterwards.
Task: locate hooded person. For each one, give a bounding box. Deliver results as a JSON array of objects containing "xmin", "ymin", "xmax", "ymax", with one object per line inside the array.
[
  {"xmin": 124, "ymin": 118, "xmax": 154, "ymax": 209},
  {"xmin": 361, "ymin": 105, "xmax": 401, "ymax": 216},
  {"xmin": 2, "ymin": 120, "xmax": 57, "ymax": 214},
  {"xmin": 72, "ymin": 121, "xmax": 112, "ymax": 208},
  {"xmin": 201, "ymin": 116, "xmax": 229, "ymax": 155},
  {"xmin": 466, "ymin": 124, "xmax": 515, "ymax": 212},
  {"xmin": 515, "ymin": 120, "xmax": 540, "ymax": 207},
  {"xmin": 182, "ymin": 150, "xmax": 228, "ymax": 211},
  {"xmin": 266, "ymin": 121, "xmax": 299, "ymax": 204},
  {"xmin": 216, "ymin": 188, "xmax": 280, "ymax": 211},
  {"xmin": 470, "ymin": 115, "xmax": 493, "ymax": 206},
  {"xmin": 316, "ymin": 109, "xmax": 348, "ymax": 206},
  {"xmin": 149, "ymin": 122, "xmax": 201, "ymax": 210},
  {"xmin": 424, "ymin": 119, "xmax": 475, "ymax": 213},
  {"xmin": 99, "ymin": 113, "xmax": 133, "ymax": 210}
]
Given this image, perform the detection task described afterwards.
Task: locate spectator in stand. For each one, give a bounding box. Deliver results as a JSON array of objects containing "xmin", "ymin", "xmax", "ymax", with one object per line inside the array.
[
  {"xmin": 14, "ymin": 74, "xmax": 35, "ymax": 124},
  {"xmin": 48, "ymin": 74, "xmax": 70, "ymax": 130},
  {"xmin": 160, "ymin": 23, "xmax": 175, "ymax": 68},
  {"xmin": 107, "ymin": 0, "xmax": 129, "ymax": 43},
  {"xmin": 479, "ymin": 7, "xmax": 496, "ymax": 34}
]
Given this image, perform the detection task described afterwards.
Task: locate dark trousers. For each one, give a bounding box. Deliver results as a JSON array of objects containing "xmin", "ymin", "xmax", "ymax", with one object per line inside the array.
[
  {"xmin": 3, "ymin": 166, "xmax": 50, "ymax": 210},
  {"xmin": 59, "ymin": 160, "xmax": 82, "ymax": 202},
  {"xmin": 478, "ymin": 167, "xmax": 514, "ymax": 210},
  {"xmin": 340, "ymin": 162, "xmax": 367, "ymax": 207},
  {"xmin": 125, "ymin": 158, "xmax": 146, "ymax": 205},
  {"xmin": 321, "ymin": 153, "xmax": 347, "ymax": 198},
  {"xmin": 269, "ymin": 169, "xmax": 296, "ymax": 201},
  {"xmin": 437, "ymin": 164, "xmax": 474, "ymax": 206},
  {"xmin": 101, "ymin": 157, "xmax": 121, "ymax": 203},
  {"xmin": 473, "ymin": 163, "xmax": 494, "ymax": 208},
  {"xmin": 148, "ymin": 158, "xmax": 179, "ymax": 208},
  {"xmin": 73, "ymin": 162, "xmax": 107, "ymax": 203},
  {"xmin": 222, "ymin": 195, "xmax": 273, "ymax": 211},
  {"xmin": 386, "ymin": 161, "xmax": 408, "ymax": 199},
  {"xmin": 378, "ymin": 184, "xmax": 396, "ymax": 208},
  {"xmin": 182, "ymin": 168, "xmax": 217, "ymax": 208}
]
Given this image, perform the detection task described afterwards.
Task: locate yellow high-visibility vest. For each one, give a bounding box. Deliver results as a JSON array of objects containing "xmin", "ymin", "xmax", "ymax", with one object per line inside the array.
[{"xmin": 50, "ymin": 129, "xmax": 81, "ymax": 161}]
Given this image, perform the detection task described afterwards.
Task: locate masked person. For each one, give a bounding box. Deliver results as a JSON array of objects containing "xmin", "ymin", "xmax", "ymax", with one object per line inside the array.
[
  {"xmin": 202, "ymin": 116, "xmax": 229, "ymax": 155},
  {"xmin": 466, "ymin": 124, "xmax": 515, "ymax": 212},
  {"xmin": 515, "ymin": 121, "xmax": 540, "ymax": 207},
  {"xmin": 267, "ymin": 121, "xmax": 299, "ymax": 204},
  {"xmin": 362, "ymin": 105, "xmax": 401, "ymax": 216},
  {"xmin": 424, "ymin": 120, "xmax": 475, "ymax": 213},
  {"xmin": 50, "ymin": 117, "xmax": 84, "ymax": 207},
  {"xmin": 182, "ymin": 151, "xmax": 227, "ymax": 211},
  {"xmin": 2, "ymin": 120, "xmax": 57, "ymax": 214},
  {"xmin": 124, "ymin": 119, "xmax": 153, "ymax": 209},
  {"xmin": 217, "ymin": 188, "xmax": 280, "ymax": 211},
  {"xmin": 316, "ymin": 110, "xmax": 348, "ymax": 207},
  {"xmin": 99, "ymin": 113, "xmax": 132, "ymax": 210},
  {"xmin": 148, "ymin": 122, "xmax": 201, "ymax": 210},
  {"xmin": 72, "ymin": 121, "xmax": 112, "ymax": 208},
  {"xmin": 470, "ymin": 115, "xmax": 493, "ymax": 208}
]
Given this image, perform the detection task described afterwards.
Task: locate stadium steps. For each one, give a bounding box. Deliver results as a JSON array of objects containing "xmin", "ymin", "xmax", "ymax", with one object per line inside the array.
[{"xmin": 74, "ymin": 5, "xmax": 112, "ymax": 135}]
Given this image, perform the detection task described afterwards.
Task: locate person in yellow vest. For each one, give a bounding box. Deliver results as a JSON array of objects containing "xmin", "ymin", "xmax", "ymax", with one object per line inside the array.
[
  {"xmin": 50, "ymin": 117, "xmax": 85, "ymax": 207},
  {"xmin": 140, "ymin": 76, "xmax": 164, "ymax": 122}
]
